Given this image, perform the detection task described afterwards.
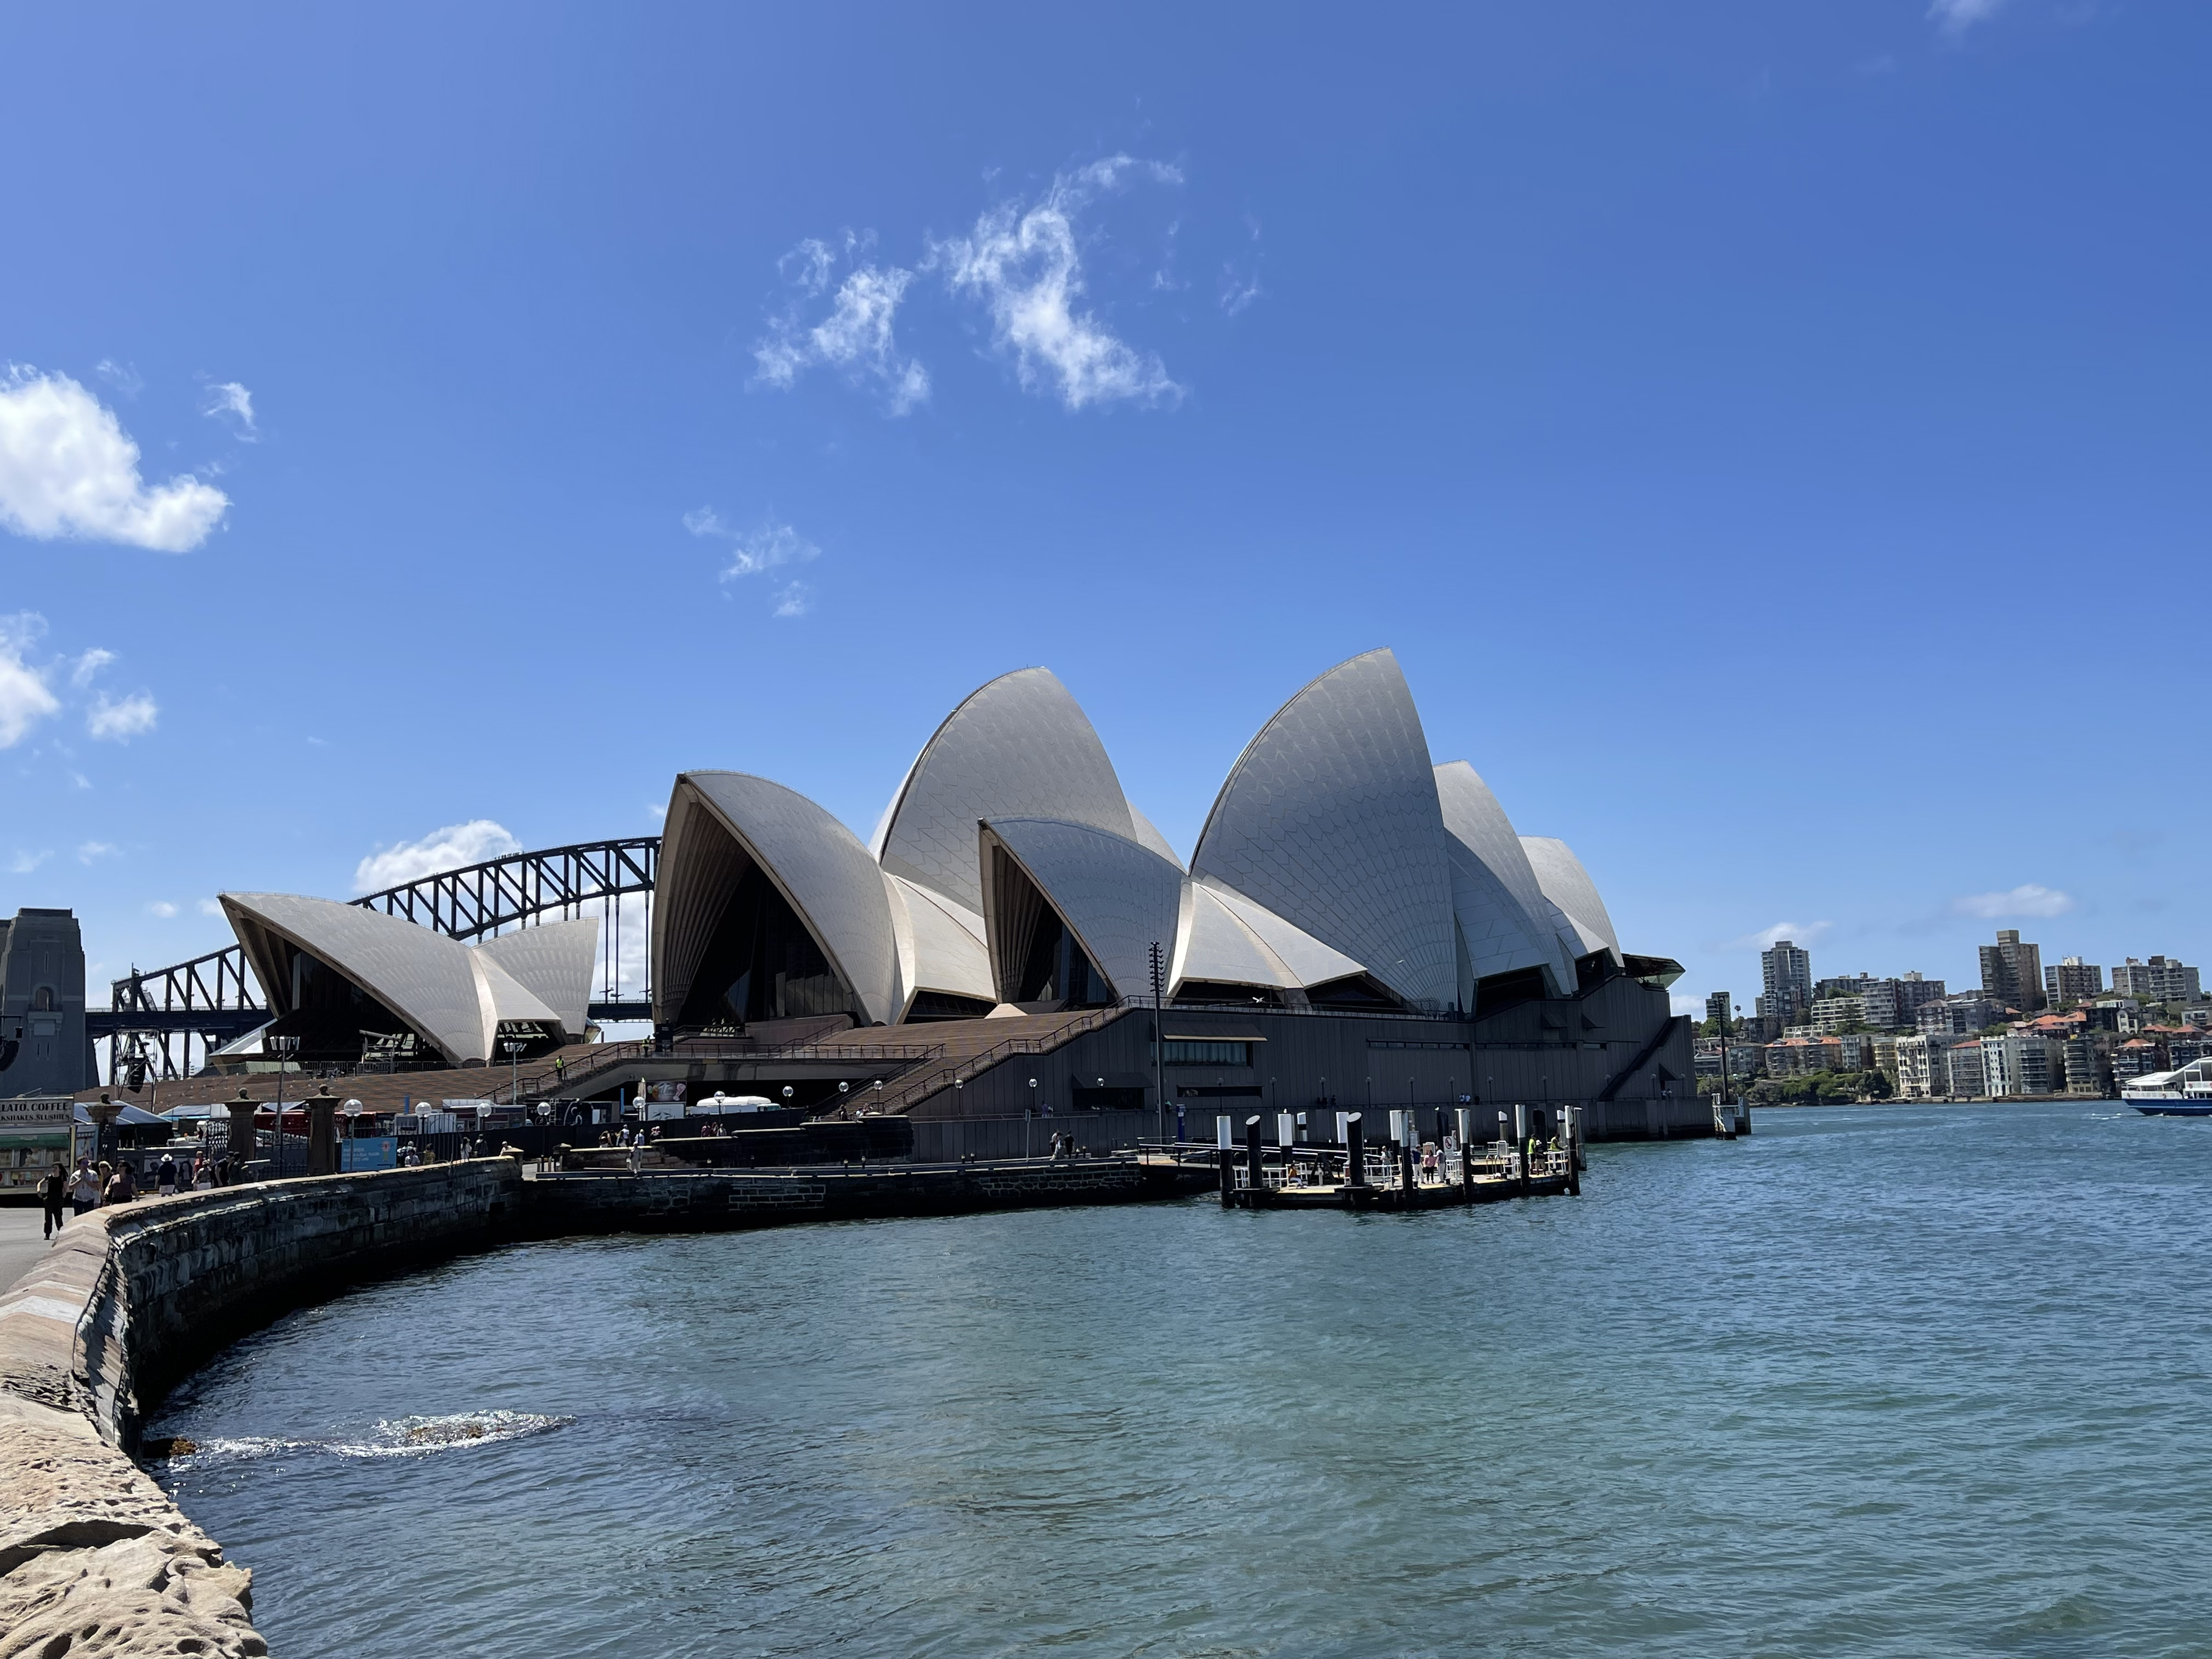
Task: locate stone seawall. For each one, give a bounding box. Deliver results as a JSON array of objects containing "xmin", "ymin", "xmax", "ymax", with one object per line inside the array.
[
  {"xmin": 0, "ymin": 1161, "xmax": 522, "ymax": 1658},
  {"xmin": 526, "ymin": 1156, "xmax": 1208, "ymax": 1234}
]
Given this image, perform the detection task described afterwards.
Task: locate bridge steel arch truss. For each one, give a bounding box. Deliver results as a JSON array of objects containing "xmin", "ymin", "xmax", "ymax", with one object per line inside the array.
[{"xmin": 97, "ymin": 837, "xmax": 661, "ymax": 1083}]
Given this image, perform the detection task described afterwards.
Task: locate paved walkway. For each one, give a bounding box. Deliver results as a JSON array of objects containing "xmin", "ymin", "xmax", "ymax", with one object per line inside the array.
[{"xmin": 0, "ymin": 1204, "xmax": 63, "ymax": 1295}]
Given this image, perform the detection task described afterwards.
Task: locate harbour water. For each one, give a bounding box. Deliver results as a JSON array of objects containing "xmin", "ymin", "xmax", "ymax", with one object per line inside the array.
[{"xmin": 154, "ymin": 1103, "xmax": 2212, "ymax": 1657}]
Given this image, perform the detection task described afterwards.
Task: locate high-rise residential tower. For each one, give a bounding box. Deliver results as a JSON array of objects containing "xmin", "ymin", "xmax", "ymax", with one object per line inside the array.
[
  {"xmin": 1979, "ymin": 929, "xmax": 2045, "ymax": 1013},
  {"xmin": 2044, "ymin": 957, "xmax": 2103, "ymax": 1007},
  {"xmin": 1758, "ymin": 939, "xmax": 1813, "ymax": 1029}
]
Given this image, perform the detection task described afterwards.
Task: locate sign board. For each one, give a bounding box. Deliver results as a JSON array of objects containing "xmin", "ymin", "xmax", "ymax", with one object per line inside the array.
[
  {"xmin": 340, "ymin": 1137, "xmax": 398, "ymax": 1172},
  {"xmin": 0, "ymin": 1097, "xmax": 75, "ymax": 1131}
]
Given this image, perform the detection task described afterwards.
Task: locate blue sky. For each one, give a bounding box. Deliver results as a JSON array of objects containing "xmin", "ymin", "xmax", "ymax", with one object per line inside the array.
[{"xmin": 2, "ymin": 1, "xmax": 2204, "ymax": 1014}]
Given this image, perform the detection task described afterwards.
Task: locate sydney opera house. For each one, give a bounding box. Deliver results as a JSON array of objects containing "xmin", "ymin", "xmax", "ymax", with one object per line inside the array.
[{"xmin": 171, "ymin": 650, "xmax": 1698, "ymax": 1142}]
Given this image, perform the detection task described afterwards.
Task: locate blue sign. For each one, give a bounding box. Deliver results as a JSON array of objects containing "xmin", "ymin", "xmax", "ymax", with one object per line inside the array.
[{"xmin": 341, "ymin": 1137, "xmax": 399, "ymax": 1172}]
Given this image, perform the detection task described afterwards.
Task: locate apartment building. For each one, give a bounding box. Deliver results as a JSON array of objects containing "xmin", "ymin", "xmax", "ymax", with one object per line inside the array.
[
  {"xmin": 1979, "ymin": 929, "xmax": 2045, "ymax": 1013},
  {"xmin": 1982, "ymin": 1032, "xmax": 2063, "ymax": 1098},
  {"xmin": 1764, "ymin": 1036, "xmax": 1843, "ymax": 1077},
  {"xmin": 1894, "ymin": 1033, "xmax": 1954, "ymax": 1100},
  {"xmin": 2044, "ymin": 957, "xmax": 2103, "ymax": 1006},
  {"xmin": 1758, "ymin": 940, "xmax": 1814, "ymax": 1029},
  {"xmin": 2111, "ymin": 956, "xmax": 2202, "ymax": 1003}
]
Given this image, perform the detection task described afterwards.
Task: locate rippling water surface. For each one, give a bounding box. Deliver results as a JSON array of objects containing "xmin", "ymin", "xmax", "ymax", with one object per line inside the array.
[{"xmin": 154, "ymin": 1103, "xmax": 2212, "ymax": 1657}]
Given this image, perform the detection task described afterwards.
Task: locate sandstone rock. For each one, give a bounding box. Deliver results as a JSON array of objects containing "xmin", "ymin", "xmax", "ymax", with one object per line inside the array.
[
  {"xmin": 0, "ymin": 1408, "xmax": 224, "ymax": 1576},
  {"xmin": 0, "ymin": 1533, "xmax": 263, "ymax": 1658}
]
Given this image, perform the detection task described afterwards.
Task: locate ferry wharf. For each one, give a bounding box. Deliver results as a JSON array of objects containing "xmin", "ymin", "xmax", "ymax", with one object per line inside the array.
[{"xmin": 1204, "ymin": 1105, "xmax": 1582, "ymax": 1211}]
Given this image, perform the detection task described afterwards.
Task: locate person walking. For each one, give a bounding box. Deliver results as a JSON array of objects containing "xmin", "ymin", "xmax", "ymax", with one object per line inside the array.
[
  {"xmin": 103, "ymin": 1161, "xmax": 136, "ymax": 1206},
  {"xmin": 156, "ymin": 1152, "xmax": 179, "ymax": 1197},
  {"xmin": 40, "ymin": 1165, "xmax": 67, "ymax": 1239},
  {"xmin": 70, "ymin": 1159, "xmax": 101, "ymax": 1215}
]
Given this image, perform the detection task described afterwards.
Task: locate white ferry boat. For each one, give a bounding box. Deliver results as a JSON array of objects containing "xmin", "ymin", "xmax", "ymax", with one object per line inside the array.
[{"xmin": 2123, "ymin": 1058, "xmax": 2212, "ymax": 1116}]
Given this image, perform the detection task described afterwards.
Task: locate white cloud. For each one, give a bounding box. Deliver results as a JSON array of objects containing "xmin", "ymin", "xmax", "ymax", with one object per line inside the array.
[
  {"xmin": 146, "ymin": 900, "xmax": 178, "ymax": 918},
  {"xmin": 1671, "ymin": 994, "xmax": 1707, "ymax": 1018},
  {"xmin": 645, "ymin": 801, "xmax": 666, "ymax": 822},
  {"xmin": 689, "ymin": 513, "xmax": 820, "ymax": 618},
  {"xmin": 196, "ymin": 898, "xmax": 223, "ymax": 917},
  {"xmin": 70, "ymin": 647, "xmax": 115, "ymax": 687},
  {"xmin": 77, "ymin": 841, "xmax": 117, "ymax": 864},
  {"xmin": 8, "ymin": 849, "xmax": 51, "ymax": 874},
  {"xmin": 932, "ymin": 157, "xmax": 1183, "ymax": 410},
  {"xmin": 1725, "ymin": 919, "xmax": 1832, "ymax": 951},
  {"xmin": 353, "ymin": 819, "xmax": 522, "ymax": 893},
  {"xmin": 1930, "ymin": 0, "xmax": 2009, "ymax": 32},
  {"xmin": 1221, "ymin": 269, "xmax": 1263, "ymax": 317},
  {"xmin": 87, "ymin": 691, "xmax": 158, "ymax": 741},
  {"xmin": 1953, "ymin": 884, "xmax": 2074, "ymax": 919},
  {"xmin": 0, "ymin": 368, "xmax": 229, "ymax": 551},
  {"xmin": 94, "ymin": 359, "xmax": 144, "ymax": 399},
  {"xmin": 0, "ymin": 613, "xmax": 61, "ymax": 747},
  {"xmin": 203, "ymin": 380, "xmax": 257, "ymax": 438},
  {"xmin": 754, "ymin": 236, "xmax": 929, "ymax": 414}
]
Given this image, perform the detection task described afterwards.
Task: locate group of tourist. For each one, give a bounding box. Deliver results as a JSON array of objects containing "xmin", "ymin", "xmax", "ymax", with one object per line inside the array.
[{"xmin": 35, "ymin": 1152, "xmax": 227, "ymax": 1240}]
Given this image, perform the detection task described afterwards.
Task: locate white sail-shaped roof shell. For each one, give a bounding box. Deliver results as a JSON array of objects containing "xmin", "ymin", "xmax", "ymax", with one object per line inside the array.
[
  {"xmin": 1190, "ymin": 648, "xmax": 1458, "ymax": 1008},
  {"xmin": 980, "ymin": 817, "xmax": 1182, "ymax": 1005},
  {"xmin": 654, "ymin": 771, "xmax": 899, "ymax": 1028},
  {"xmin": 1433, "ymin": 761, "xmax": 1576, "ymax": 996},
  {"xmin": 1520, "ymin": 835, "xmax": 1621, "ymax": 964},
  {"xmin": 1172, "ymin": 879, "xmax": 1367, "ymax": 994},
  {"xmin": 1126, "ymin": 806, "xmax": 1183, "ymax": 870},
  {"xmin": 220, "ymin": 893, "xmax": 571, "ymax": 1067},
  {"xmin": 475, "ymin": 917, "xmax": 601, "ymax": 1036},
  {"xmin": 884, "ymin": 871, "xmax": 995, "ymax": 1014},
  {"xmin": 872, "ymin": 668, "xmax": 1136, "ymax": 915}
]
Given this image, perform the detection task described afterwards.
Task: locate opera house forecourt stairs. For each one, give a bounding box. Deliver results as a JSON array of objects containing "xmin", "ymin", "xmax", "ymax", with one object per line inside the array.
[{"xmin": 84, "ymin": 650, "xmax": 1701, "ymax": 1145}]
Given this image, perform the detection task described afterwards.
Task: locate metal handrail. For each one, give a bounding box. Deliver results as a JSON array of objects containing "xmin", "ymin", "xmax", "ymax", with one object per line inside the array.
[
  {"xmin": 825, "ymin": 1006, "xmax": 1130, "ymax": 1118},
  {"xmin": 492, "ymin": 1035, "xmax": 947, "ymax": 1106}
]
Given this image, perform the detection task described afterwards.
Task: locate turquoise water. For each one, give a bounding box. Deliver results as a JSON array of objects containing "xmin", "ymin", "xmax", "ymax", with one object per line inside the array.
[{"xmin": 154, "ymin": 1103, "xmax": 2212, "ymax": 1657}]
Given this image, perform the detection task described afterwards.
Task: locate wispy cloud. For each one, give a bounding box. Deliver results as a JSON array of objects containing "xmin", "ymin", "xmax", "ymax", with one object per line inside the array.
[
  {"xmin": 754, "ymin": 235, "xmax": 929, "ymax": 414},
  {"xmin": 1953, "ymin": 884, "xmax": 2073, "ymax": 919},
  {"xmin": 77, "ymin": 841, "xmax": 118, "ymax": 864},
  {"xmin": 87, "ymin": 691, "xmax": 158, "ymax": 741},
  {"xmin": 687, "ymin": 512, "xmax": 820, "ymax": 617},
  {"xmin": 197, "ymin": 898, "xmax": 223, "ymax": 917},
  {"xmin": 931, "ymin": 157, "xmax": 1184, "ymax": 410},
  {"xmin": 1929, "ymin": 0, "xmax": 2010, "ymax": 33},
  {"xmin": 70, "ymin": 647, "xmax": 115, "ymax": 687},
  {"xmin": 202, "ymin": 380, "xmax": 257, "ymax": 439},
  {"xmin": 94, "ymin": 358, "xmax": 144, "ymax": 399},
  {"xmin": 0, "ymin": 367, "xmax": 229, "ymax": 550},
  {"xmin": 8, "ymin": 849, "xmax": 52, "ymax": 875},
  {"xmin": 146, "ymin": 900, "xmax": 178, "ymax": 918},
  {"xmin": 1722, "ymin": 919, "xmax": 1832, "ymax": 951},
  {"xmin": 0, "ymin": 613, "xmax": 61, "ymax": 747},
  {"xmin": 354, "ymin": 820, "xmax": 522, "ymax": 893}
]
